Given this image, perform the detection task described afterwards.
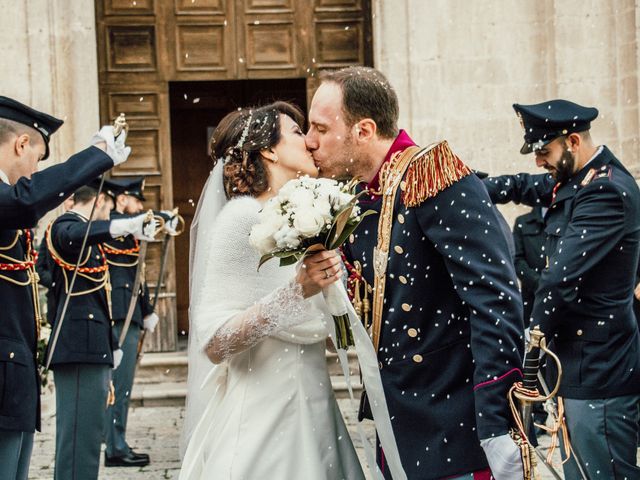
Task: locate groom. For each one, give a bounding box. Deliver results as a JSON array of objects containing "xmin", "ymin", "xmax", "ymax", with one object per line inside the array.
[{"xmin": 307, "ymin": 67, "xmax": 525, "ymax": 479}]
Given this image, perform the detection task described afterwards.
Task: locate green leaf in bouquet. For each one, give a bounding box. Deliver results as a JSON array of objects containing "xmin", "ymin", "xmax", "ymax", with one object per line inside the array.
[
  {"xmin": 327, "ymin": 209, "xmax": 376, "ymax": 249},
  {"xmin": 278, "ymin": 255, "xmax": 300, "ymax": 267},
  {"xmin": 258, "ymin": 249, "xmax": 303, "ymax": 270},
  {"xmin": 301, "ymin": 243, "xmax": 326, "ymax": 257},
  {"xmin": 326, "ymin": 201, "xmax": 356, "ymax": 248}
]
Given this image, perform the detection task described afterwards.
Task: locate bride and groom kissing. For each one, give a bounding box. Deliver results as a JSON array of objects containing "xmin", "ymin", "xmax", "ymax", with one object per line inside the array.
[{"xmin": 179, "ymin": 66, "xmax": 525, "ymax": 480}]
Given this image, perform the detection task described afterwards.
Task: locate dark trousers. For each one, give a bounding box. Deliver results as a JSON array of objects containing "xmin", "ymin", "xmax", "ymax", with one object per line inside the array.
[
  {"xmin": 53, "ymin": 363, "xmax": 110, "ymax": 480},
  {"xmin": 560, "ymin": 394, "xmax": 640, "ymax": 479},
  {"xmin": 104, "ymin": 320, "xmax": 140, "ymax": 457},
  {"xmin": 0, "ymin": 430, "xmax": 33, "ymax": 480}
]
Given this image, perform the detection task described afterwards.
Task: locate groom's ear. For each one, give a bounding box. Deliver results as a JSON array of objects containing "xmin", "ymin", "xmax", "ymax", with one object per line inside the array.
[{"xmin": 354, "ymin": 119, "xmax": 376, "ymax": 144}]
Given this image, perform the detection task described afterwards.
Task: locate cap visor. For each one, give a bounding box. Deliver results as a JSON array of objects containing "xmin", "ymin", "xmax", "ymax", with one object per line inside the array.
[{"xmin": 520, "ymin": 142, "xmax": 533, "ymax": 155}]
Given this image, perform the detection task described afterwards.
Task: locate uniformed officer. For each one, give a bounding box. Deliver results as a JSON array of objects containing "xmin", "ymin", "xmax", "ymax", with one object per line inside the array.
[
  {"xmin": 103, "ymin": 177, "xmax": 160, "ymax": 467},
  {"xmin": 307, "ymin": 67, "xmax": 526, "ymax": 479},
  {"xmin": 45, "ymin": 178, "xmax": 157, "ymax": 480},
  {"xmin": 36, "ymin": 195, "xmax": 74, "ymax": 324},
  {"xmin": 483, "ymin": 99, "xmax": 640, "ymax": 479},
  {"xmin": 0, "ymin": 95, "xmax": 131, "ymax": 480},
  {"xmin": 512, "ymin": 207, "xmax": 546, "ymax": 322}
]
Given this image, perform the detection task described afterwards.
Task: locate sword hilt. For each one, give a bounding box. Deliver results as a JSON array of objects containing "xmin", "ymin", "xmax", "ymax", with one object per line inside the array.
[
  {"xmin": 523, "ymin": 326, "xmax": 544, "ymax": 391},
  {"xmin": 113, "ymin": 113, "xmax": 128, "ymax": 138}
]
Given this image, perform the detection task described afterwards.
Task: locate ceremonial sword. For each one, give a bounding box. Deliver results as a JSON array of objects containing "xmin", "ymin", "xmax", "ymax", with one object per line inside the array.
[
  {"xmin": 45, "ymin": 114, "xmax": 128, "ymax": 370},
  {"xmin": 117, "ymin": 210, "xmax": 164, "ymax": 346},
  {"xmin": 136, "ymin": 208, "xmax": 184, "ymax": 362}
]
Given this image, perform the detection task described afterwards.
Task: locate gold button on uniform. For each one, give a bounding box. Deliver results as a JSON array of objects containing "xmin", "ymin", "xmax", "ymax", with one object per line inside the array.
[
  {"xmin": 413, "ymin": 354, "xmax": 423, "ymax": 363},
  {"xmin": 397, "ymin": 214, "xmax": 405, "ymax": 224},
  {"xmin": 88, "ymin": 313, "xmax": 94, "ymax": 319},
  {"xmin": 394, "ymin": 245, "xmax": 404, "ymax": 254},
  {"xmin": 9, "ymin": 352, "xmax": 15, "ymax": 359},
  {"xmin": 402, "ymin": 303, "xmax": 412, "ymax": 312},
  {"xmin": 407, "ymin": 328, "xmax": 418, "ymax": 338},
  {"xmin": 399, "ymin": 275, "xmax": 407, "ymax": 284},
  {"xmin": 576, "ymin": 329, "xmax": 583, "ymax": 336}
]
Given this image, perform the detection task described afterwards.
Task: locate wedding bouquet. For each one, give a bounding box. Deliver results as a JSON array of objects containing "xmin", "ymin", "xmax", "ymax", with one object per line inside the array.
[{"xmin": 250, "ymin": 176, "xmax": 373, "ymax": 349}]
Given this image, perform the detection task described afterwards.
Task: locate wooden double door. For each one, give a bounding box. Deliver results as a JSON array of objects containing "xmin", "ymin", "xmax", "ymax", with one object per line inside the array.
[{"xmin": 95, "ymin": 0, "xmax": 372, "ymax": 350}]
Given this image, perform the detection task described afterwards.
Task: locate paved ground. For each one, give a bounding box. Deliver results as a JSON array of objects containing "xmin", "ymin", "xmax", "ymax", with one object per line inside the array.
[{"xmin": 28, "ymin": 393, "xmax": 632, "ymax": 479}]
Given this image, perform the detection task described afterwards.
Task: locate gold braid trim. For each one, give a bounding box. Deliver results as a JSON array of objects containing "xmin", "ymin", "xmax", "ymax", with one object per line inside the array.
[{"xmin": 401, "ymin": 140, "xmax": 472, "ymax": 207}]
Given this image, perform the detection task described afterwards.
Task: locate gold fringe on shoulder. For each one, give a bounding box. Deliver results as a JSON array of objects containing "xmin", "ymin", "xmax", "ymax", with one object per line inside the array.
[{"xmin": 402, "ymin": 140, "xmax": 472, "ymax": 207}]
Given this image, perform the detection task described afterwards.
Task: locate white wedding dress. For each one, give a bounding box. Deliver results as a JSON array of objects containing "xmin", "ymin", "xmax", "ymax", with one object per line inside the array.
[{"xmin": 179, "ymin": 195, "xmax": 364, "ymax": 480}]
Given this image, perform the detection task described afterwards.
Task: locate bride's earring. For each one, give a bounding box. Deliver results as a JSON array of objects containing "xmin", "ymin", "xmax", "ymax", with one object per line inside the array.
[{"xmin": 272, "ymin": 154, "xmax": 278, "ymax": 163}]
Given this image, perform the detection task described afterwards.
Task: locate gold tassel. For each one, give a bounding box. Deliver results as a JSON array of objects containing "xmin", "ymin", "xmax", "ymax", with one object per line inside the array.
[{"xmin": 402, "ymin": 140, "xmax": 472, "ymax": 207}]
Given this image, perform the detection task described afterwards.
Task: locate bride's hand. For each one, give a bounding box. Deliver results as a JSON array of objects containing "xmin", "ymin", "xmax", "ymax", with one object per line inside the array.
[{"xmin": 297, "ymin": 249, "xmax": 343, "ymax": 298}]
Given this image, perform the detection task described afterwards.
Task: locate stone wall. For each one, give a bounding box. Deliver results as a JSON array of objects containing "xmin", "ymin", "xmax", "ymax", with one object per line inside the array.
[
  {"xmin": 0, "ymin": 0, "xmax": 100, "ymax": 230},
  {"xmin": 373, "ymin": 0, "xmax": 640, "ymax": 225},
  {"xmin": 0, "ymin": 0, "xmax": 100, "ymax": 172}
]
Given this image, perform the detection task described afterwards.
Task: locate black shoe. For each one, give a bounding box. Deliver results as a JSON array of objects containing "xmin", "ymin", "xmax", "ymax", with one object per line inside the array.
[
  {"xmin": 105, "ymin": 452, "xmax": 150, "ymax": 467},
  {"xmin": 129, "ymin": 450, "xmax": 150, "ymax": 462}
]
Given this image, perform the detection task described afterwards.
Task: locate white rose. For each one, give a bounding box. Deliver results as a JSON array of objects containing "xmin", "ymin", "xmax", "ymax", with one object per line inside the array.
[
  {"xmin": 249, "ymin": 222, "xmax": 278, "ymax": 254},
  {"xmin": 288, "ymin": 187, "xmax": 316, "ymax": 209},
  {"xmin": 313, "ymin": 197, "xmax": 333, "ymax": 222},
  {"xmin": 292, "ymin": 207, "xmax": 325, "ymax": 237},
  {"xmin": 278, "ymin": 179, "xmax": 299, "ymax": 199},
  {"xmin": 274, "ymin": 225, "xmax": 301, "ymax": 249}
]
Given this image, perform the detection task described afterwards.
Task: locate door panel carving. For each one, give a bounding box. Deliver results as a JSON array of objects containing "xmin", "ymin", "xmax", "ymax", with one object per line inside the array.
[{"xmin": 96, "ymin": 0, "xmax": 371, "ymax": 349}]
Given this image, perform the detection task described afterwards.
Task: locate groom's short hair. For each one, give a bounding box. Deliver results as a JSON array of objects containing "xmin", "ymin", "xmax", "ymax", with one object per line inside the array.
[{"xmin": 320, "ymin": 66, "xmax": 399, "ymax": 139}]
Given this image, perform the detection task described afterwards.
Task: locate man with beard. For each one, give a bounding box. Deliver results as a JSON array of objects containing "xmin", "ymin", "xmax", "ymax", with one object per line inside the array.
[
  {"xmin": 483, "ymin": 100, "xmax": 640, "ymax": 479},
  {"xmin": 306, "ymin": 66, "xmax": 525, "ymax": 479}
]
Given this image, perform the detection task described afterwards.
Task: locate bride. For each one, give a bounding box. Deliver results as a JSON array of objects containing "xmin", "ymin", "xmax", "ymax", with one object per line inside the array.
[{"xmin": 179, "ymin": 101, "xmax": 365, "ymax": 479}]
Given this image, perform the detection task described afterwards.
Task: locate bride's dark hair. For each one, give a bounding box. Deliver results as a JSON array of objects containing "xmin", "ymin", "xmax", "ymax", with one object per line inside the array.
[{"xmin": 210, "ymin": 101, "xmax": 305, "ymax": 199}]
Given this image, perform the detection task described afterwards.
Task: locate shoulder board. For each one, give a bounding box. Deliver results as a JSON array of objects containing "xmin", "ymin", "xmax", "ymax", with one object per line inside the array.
[
  {"xmin": 401, "ymin": 140, "xmax": 472, "ymax": 207},
  {"xmin": 580, "ymin": 165, "xmax": 611, "ymax": 187}
]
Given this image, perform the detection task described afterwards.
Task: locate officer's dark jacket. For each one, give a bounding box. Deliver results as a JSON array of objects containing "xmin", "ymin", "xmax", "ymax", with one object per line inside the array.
[
  {"xmin": 485, "ymin": 147, "xmax": 640, "ymax": 399},
  {"xmin": 0, "ymin": 147, "xmax": 112, "ymax": 433},
  {"xmin": 104, "ymin": 210, "xmax": 153, "ymax": 327},
  {"xmin": 47, "ymin": 212, "xmax": 116, "ymax": 368},
  {"xmin": 512, "ymin": 207, "xmax": 546, "ymax": 321},
  {"xmin": 36, "ymin": 240, "xmax": 57, "ymax": 324},
  {"xmin": 344, "ymin": 137, "xmax": 525, "ymax": 479}
]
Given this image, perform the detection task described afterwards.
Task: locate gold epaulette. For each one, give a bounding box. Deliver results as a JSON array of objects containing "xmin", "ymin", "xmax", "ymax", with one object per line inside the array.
[
  {"xmin": 580, "ymin": 166, "xmax": 611, "ymax": 187},
  {"xmin": 401, "ymin": 140, "xmax": 472, "ymax": 207}
]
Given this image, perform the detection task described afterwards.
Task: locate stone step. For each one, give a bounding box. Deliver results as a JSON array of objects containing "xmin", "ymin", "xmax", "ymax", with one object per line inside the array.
[
  {"xmin": 130, "ymin": 376, "xmax": 363, "ymax": 407},
  {"xmin": 136, "ymin": 351, "xmax": 188, "ymax": 385},
  {"xmin": 135, "ymin": 349, "xmax": 361, "ymax": 385}
]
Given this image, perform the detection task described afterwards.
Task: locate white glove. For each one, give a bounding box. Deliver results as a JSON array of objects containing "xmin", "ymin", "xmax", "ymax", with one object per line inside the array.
[
  {"xmin": 162, "ymin": 211, "xmax": 179, "ymax": 235},
  {"xmin": 109, "ymin": 214, "xmax": 157, "ymax": 241},
  {"xmin": 143, "ymin": 312, "xmax": 160, "ymax": 333},
  {"xmin": 91, "ymin": 125, "xmax": 131, "ymax": 166},
  {"xmin": 480, "ymin": 434, "xmax": 524, "ymax": 480},
  {"xmin": 112, "ymin": 348, "xmax": 124, "ymax": 370}
]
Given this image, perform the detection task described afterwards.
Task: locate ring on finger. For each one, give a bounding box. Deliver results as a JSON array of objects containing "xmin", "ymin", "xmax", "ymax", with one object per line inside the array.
[{"xmin": 324, "ymin": 269, "xmax": 331, "ymax": 279}]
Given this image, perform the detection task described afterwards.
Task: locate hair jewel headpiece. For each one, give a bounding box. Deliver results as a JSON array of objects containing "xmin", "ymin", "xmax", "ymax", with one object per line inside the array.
[
  {"xmin": 220, "ymin": 111, "xmax": 253, "ymax": 165},
  {"xmin": 235, "ymin": 111, "xmax": 253, "ymax": 150}
]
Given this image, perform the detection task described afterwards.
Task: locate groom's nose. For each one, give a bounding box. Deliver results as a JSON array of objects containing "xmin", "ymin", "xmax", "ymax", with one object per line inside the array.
[{"xmin": 305, "ymin": 131, "xmax": 317, "ymax": 151}]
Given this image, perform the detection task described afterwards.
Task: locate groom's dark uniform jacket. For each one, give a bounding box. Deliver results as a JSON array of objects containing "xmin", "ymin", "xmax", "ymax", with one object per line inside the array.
[
  {"xmin": 483, "ymin": 146, "xmax": 640, "ymax": 400},
  {"xmin": 344, "ymin": 131, "xmax": 524, "ymax": 479}
]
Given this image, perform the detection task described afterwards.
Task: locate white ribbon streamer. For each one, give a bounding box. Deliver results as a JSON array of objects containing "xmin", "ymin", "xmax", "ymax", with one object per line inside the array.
[{"xmin": 326, "ymin": 281, "xmax": 407, "ymax": 480}]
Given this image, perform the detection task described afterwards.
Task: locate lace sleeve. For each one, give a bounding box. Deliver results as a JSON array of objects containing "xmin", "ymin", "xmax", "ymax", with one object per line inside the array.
[{"xmin": 205, "ymin": 280, "xmax": 310, "ymax": 363}]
